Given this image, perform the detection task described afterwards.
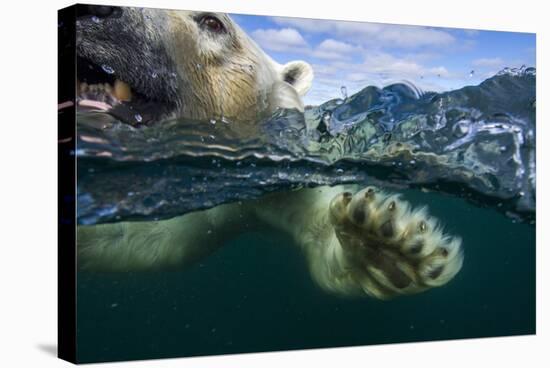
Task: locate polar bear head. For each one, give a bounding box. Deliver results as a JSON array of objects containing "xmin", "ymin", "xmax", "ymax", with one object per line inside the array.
[{"xmin": 76, "ymin": 5, "xmax": 314, "ymax": 124}]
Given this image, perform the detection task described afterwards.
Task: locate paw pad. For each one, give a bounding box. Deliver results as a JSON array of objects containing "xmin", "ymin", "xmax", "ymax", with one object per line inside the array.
[{"xmin": 329, "ymin": 186, "xmax": 464, "ymax": 299}]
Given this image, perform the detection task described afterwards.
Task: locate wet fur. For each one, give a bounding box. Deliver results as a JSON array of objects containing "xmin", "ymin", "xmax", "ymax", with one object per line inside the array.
[{"xmin": 77, "ymin": 9, "xmax": 312, "ymax": 121}]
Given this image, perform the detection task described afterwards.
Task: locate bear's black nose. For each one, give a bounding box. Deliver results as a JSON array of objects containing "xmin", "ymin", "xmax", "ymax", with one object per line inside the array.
[{"xmin": 76, "ymin": 5, "xmax": 122, "ymax": 19}]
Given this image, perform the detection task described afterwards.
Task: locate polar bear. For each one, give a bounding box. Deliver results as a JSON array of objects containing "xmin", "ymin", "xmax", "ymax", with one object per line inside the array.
[{"xmin": 76, "ymin": 6, "xmax": 463, "ymax": 299}]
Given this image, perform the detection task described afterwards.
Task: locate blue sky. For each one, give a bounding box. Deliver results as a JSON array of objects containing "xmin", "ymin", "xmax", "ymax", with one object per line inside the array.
[{"xmin": 231, "ymin": 13, "xmax": 536, "ymax": 105}]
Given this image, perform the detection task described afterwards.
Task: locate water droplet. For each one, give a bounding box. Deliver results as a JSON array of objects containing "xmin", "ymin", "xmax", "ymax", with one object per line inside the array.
[
  {"xmin": 452, "ymin": 120, "xmax": 471, "ymax": 138},
  {"xmin": 322, "ymin": 112, "xmax": 331, "ymax": 124},
  {"xmin": 500, "ymin": 146, "xmax": 507, "ymax": 152},
  {"xmin": 101, "ymin": 64, "xmax": 115, "ymax": 74},
  {"xmin": 409, "ymin": 160, "xmax": 416, "ymax": 165},
  {"xmin": 209, "ymin": 119, "xmax": 216, "ymax": 125},
  {"xmin": 111, "ymin": 303, "xmax": 118, "ymax": 308},
  {"xmin": 340, "ymin": 86, "xmax": 348, "ymax": 100},
  {"xmin": 91, "ymin": 15, "xmax": 101, "ymax": 23},
  {"xmin": 151, "ymin": 72, "xmax": 158, "ymax": 78},
  {"xmin": 207, "ymin": 230, "xmax": 212, "ymax": 234},
  {"xmin": 134, "ymin": 114, "xmax": 143, "ymax": 123}
]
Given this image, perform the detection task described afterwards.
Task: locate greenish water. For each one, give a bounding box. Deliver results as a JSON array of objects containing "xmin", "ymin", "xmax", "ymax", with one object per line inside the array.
[{"xmin": 76, "ymin": 188, "xmax": 535, "ymax": 363}]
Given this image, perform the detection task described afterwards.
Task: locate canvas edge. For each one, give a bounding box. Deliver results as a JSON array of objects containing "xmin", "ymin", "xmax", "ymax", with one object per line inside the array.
[{"xmin": 58, "ymin": 4, "xmax": 77, "ymax": 364}]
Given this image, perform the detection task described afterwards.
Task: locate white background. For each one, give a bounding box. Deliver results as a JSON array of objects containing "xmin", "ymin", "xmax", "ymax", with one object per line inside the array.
[{"xmin": 0, "ymin": 0, "xmax": 547, "ymax": 366}]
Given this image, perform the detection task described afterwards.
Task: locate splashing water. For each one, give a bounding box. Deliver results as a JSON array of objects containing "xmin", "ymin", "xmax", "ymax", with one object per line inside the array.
[{"xmin": 76, "ymin": 67, "xmax": 535, "ymax": 225}]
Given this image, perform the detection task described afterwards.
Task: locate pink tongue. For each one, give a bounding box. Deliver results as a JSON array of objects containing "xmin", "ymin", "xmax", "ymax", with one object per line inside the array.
[{"xmin": 78, "ymin": 99, "xmax": 113, "ymax": 111}]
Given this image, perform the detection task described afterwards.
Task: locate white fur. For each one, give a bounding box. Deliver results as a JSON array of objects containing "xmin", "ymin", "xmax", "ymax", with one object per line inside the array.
[
  {"xmin": 78, "ymin": 186, "xmax": 463, "ymax": 299},
  {"xmin": 164, "ymin": 11, "xmax": 314, "ymax": 119}
]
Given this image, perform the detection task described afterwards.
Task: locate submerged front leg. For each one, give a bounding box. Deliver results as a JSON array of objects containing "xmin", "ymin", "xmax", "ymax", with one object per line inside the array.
[
  {"xmin": 299, "ymin": 186, "xmax": 463, "ymax": 299},
  {"xmin": 77, "ymin": 200, "xmax": 252, "ymax": 272}
]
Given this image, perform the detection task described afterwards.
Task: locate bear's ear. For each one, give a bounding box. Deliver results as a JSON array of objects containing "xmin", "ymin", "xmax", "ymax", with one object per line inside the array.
[{"xmin": 281, "ymin": 61, "xmax": 314, "ymax": 96}]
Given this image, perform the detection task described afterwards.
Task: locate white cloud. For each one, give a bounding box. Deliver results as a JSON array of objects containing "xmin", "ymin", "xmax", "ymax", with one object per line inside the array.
[
  {"xmin": 317, "ymin": 39, "xmax": 360, "ymax": 54},
  {"xmin": 272, "ymin": 17, "xmax": 455, "ymax": 49},
  {"xmin": 251, "ymin": 28, "xmax": 308, "ymax": 52},
  {"xmin": 361, "ymin": 52, "xmax": 450, "ymax": 78},
  {"xmin": 311, "ymin": 39, "xmax": 362, "ymax": 60},
  {"xmin": 472, "ymin": 57, "xmax": 505, "ymax": 68},
  {"xmin": 300, "ymin": 52, "xmax": 456, "ymax": 105}
]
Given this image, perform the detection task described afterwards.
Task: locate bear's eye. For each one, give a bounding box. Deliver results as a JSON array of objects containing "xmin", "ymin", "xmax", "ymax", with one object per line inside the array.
[{"xmin": 199, "ymin": 15, "xmax": 226, "ymax": 34}]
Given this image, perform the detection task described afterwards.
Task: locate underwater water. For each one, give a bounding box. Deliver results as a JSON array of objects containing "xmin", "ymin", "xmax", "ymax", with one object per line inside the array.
[
  {"xmin": 75, "ymin": 68, "xmax": 535, "ymax": 363},
  {"xmin": 76, "ymin": 188, "xmax": 535, "ymax": 363}
]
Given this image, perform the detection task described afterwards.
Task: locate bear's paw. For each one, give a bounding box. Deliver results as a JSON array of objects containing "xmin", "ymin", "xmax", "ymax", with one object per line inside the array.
[{"xmin": 328, "ymin": 186, "xmax": 463, "ymax": 299}]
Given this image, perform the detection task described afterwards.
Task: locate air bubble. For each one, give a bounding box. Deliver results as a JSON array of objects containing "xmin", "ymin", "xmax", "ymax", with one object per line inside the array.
[
  {"xmin": 151, "ymin": 72, "xmax": 158, "ymax": 78},
  {"xmin": 134, "ymin": 114, "xmax": 143, "ymax": 122},
  {"xmin": 91, "ymin": 16, "xmax": 101, "ymax": 23}
]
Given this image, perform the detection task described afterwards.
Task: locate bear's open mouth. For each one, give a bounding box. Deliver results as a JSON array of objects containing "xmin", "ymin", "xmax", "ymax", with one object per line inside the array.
[{"xmin": 77, "ymin": 56, "xmax": 160, "ymax": 125}]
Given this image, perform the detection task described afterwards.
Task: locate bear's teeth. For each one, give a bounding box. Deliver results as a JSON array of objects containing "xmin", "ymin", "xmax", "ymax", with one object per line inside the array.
[{"xmin": 114, "ymin": 79, "xmax": 132, "ymax": 101}]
